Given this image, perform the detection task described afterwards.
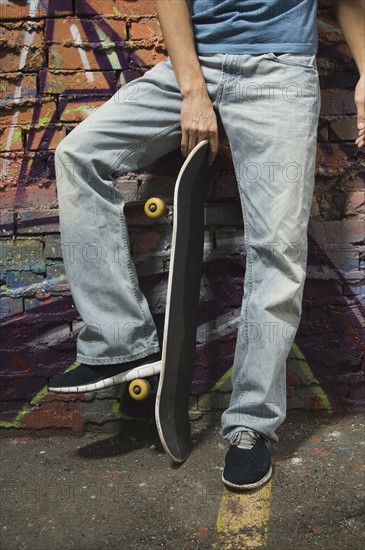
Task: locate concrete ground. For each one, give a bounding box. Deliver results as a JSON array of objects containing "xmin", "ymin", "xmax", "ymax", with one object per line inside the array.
[{"xmin": 1, "ymin": 410, "xmax": 364, "ymax": 550}]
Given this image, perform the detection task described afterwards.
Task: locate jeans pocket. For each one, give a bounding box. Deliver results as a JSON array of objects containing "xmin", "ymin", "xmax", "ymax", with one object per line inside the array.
[{"xmin": 267, "ymin": 52, "xmax": 317, "ymax": 71}]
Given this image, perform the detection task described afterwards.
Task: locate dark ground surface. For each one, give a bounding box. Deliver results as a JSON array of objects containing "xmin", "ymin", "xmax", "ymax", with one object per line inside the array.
[{"xmin": 0, "ymin": 409, "xmax": 364, "ymax": 550}]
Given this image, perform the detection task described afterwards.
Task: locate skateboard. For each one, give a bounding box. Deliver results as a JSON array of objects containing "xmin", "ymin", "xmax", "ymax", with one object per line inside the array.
[
  {"xmin": 148, "ymin": 140, "xmax": 209, "ymax": 463},
  {"xmin": 49, "ymin": 140, "xmax": 209, "ymax": 463}
]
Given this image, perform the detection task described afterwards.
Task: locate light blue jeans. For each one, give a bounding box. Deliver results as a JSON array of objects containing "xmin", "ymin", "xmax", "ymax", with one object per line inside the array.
[{"xmin": 55, "ymin": 53, "xmax": 320, "ymax": 443}]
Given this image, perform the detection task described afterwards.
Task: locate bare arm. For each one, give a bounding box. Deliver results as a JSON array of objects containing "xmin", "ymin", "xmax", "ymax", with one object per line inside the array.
[
  {"xmin": 332, "ymin": 0, "xmax": 365, "ymax": 147},
  {"xmin": 155, "ymin": 0, "xmax": 218, "ymax": 163}
]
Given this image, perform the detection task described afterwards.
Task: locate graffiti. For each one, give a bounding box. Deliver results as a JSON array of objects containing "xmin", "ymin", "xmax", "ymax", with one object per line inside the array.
[{"xmin": 0, "ymin": 0, "xmax": 364, "ymax": 429}]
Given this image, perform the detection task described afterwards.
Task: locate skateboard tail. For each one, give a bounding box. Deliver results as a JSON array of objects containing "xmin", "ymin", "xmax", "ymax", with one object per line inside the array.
[{"xmin": 156, "ymin": 335, "xmax": 199, "ymax": 462}]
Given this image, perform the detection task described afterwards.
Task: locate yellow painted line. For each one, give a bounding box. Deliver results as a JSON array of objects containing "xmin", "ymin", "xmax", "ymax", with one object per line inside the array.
[
  {"xmin": 189, "ymin": 367, "xmax": 232, "ymax": 419},
  {"xmin": 291, "ymin": 343, "xmax": 333, "ymax": 413},
  {"xmin": 111, "ymin": 383, "xmax": 135, "ymax": 421},
  {"xmin": 214, "ymin": 479, "xmax": 273, "ymax": 549},
  {"xmin": 0, "ymin": 385, "xmax": 49, "ymax": 429},
  {"xmin": 207, "ymin": 367, "xmax": 233, "ymax": 394},
  {"xmin": 191, "ymin": 340, "xmax": 332, "ymax": 420}
]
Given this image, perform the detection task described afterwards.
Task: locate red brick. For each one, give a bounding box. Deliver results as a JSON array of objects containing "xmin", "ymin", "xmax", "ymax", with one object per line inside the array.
[
  {"xmin": 26, "ymin": 126, "xmax": 67, "ymax": 151},
  {"xmin": 0, "ymin": 100, "xmax": 57, "ymax": 127},
  {"xmin": 49, "ymin": 17, "xmax": 128, "ymax": 45},
  {"xmin": 320, "ymin": 90, "xmax": 356, "ymax": 116},
  {"xmin": 0, "ymin": 47, "xmax": 44, "ymax": 72},
  {"xmin": 132, "ymin": 46, "xmax": 167, "ymax": 67},
  {"xmin": 310, "ymin": 195, "xmax": 321, "ymax": 217},
  {"xmin": 0, "ymin": 74, "xmax": 37, "ymax": 105},
  {"xmin": 329, "ymin": 117, "xmax": 358, "ymax": 142},
  {"xmin": 0, "ymin": 153, "xmax": 26, "ymax": 187},
  {"xmin": 40, "ymin": 69, "xmax": 116, "ymax": 95},
  {"xmin": 48, "ymin": 44, "xmax": 129, "ymax": 70},
  {"xmin": 21, "ymin": 398, "xmax": 84, "ymax": 431},
  {"xmin": 75, "ymin": 0, "xmax": 156, "ymax": 17},
  {"xmin": 0, "ymin": 150, "xmax": 57, "ymax": 189},
  {"xmin": 59, "ymin": 99, "xmax": 106, "ymax": 122},
  {"xmin": 0, "ymin": 126, "xmax": 23, "ymax": 152},
  {"xmin": 344, "ymin": 191, "xmax": 365, "ymax": 216},
  {"xmin": 317, "ymin": 119, "xmax": 329, "ymax": 142},
  {"xmin": 121, "ymin": 0, "xmax": 157, "ymax": 17},
  {"xmin": 309, "ymin": 219, "xmax": 365, "ymax": 246},
  {"xmin": 16, "ymin": 208, "xmax": 60, "ymax": 234},
  {"xmin": 0, "ymin": 0, "xmax": 72, "ymax": 19},
  {"xmin": 316, "ymin": 143, "xmax": 363, "ymax": 176},
  {"xmin": 0, "ymin": 181, "xmax": 57, "ymax": 209},
  {"xmin": 319, "ymin": 72, "xmax": 358, "ymax": 91},
  {"xmin": 128, "ymin": 18, "xmax": 162, "ymax": 42},
  {"xmin": 130, "ymin": 230, "xmax": 163, "ymax": 257},
  {"xmin": 346, "ymin": 173, "xmax": 365, "ymax": 190},
  {"xmin": 0, "ymin": 24, "xmax": 44, "ymax": 49}
]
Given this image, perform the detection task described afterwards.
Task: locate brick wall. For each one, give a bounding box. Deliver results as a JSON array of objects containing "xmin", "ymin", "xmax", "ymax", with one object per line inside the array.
[{"xmin": 0, "ymin": 0, "xmax": 364, "ymax": 433}]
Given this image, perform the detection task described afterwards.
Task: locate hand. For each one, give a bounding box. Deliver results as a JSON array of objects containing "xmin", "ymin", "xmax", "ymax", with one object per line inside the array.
[
  {"xmin": 180, "ymin": 93, "xmax": 218, "ymax": 165},
  {"xmin": 355, "ymin": 73, "xmax": 365, "ymax": 148}
]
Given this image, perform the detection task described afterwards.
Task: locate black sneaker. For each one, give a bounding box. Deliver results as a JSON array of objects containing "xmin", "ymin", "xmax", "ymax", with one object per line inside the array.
[
  {"xmin": 48, "ymin": 352, "xmax": 161, "ymax": 393},
  {"xmin": 222, "ymin": 430, "xmax": 272, "ymax": 490}
]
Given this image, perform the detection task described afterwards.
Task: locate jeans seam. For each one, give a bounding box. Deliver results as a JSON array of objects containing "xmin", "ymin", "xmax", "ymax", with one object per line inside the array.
[
  {"xmin": 237, "ymin": 187, "xmax": 253, "ymax": 391},
  {"xmin": 212, "ymin": 55, "xmax": 226, "ymax": 107},
  {"xmin": 116, "ymin": 196, "xmax": 149, "ymax": 341},
  {"xmin": 101, "ymin": 121, "xmax": 181, "ymax": 180}
]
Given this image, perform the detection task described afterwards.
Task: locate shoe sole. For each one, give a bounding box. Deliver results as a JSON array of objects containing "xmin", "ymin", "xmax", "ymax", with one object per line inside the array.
[
  {"xmin": 48, "ymin": 360, "xmax": 162, "ymax": 393},
  {"xmin": 221, "ymin": 465, "xmax": 273, "ymax": 491}
]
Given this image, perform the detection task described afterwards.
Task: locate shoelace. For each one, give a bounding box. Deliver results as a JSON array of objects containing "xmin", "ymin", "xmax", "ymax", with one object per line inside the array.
[{"xmin": 231, "ymin": 429, "xmax": 259, "ymax": 450}]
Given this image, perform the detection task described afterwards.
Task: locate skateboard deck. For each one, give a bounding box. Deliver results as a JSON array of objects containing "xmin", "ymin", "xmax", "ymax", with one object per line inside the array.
[{"xmin": 154, "ymin": 140, "xmax": 209, "ymax": 463}]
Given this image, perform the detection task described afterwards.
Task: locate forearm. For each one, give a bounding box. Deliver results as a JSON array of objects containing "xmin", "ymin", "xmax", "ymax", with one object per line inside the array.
[
  {"xmin": 332, "ymin": 0, "xmax": 365, "ymax": 75},
  {"xmin": 155, "ymin": 0, "xmax": 206, "ymax": 98}
]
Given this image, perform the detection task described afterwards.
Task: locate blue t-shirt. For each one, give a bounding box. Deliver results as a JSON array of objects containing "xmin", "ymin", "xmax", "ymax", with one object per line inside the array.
[{"xmin": 189, "ymin": 0, "xmax": 318, "ymax": 54}]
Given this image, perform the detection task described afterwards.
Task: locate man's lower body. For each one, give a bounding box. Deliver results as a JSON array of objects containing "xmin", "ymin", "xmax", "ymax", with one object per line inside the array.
[{"xmin": 49, "ymin": 52, "xmax": 320, "ymax": 489}]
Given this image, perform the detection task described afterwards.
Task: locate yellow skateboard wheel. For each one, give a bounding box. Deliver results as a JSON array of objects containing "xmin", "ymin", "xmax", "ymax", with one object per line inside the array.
[
  {"xmin": 128, "ymin": 379, "xmax": 151, "ymax": 400},
  {"xmin": 144, "ymin": 197, "xmax": 167, "ymax": 219}
]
